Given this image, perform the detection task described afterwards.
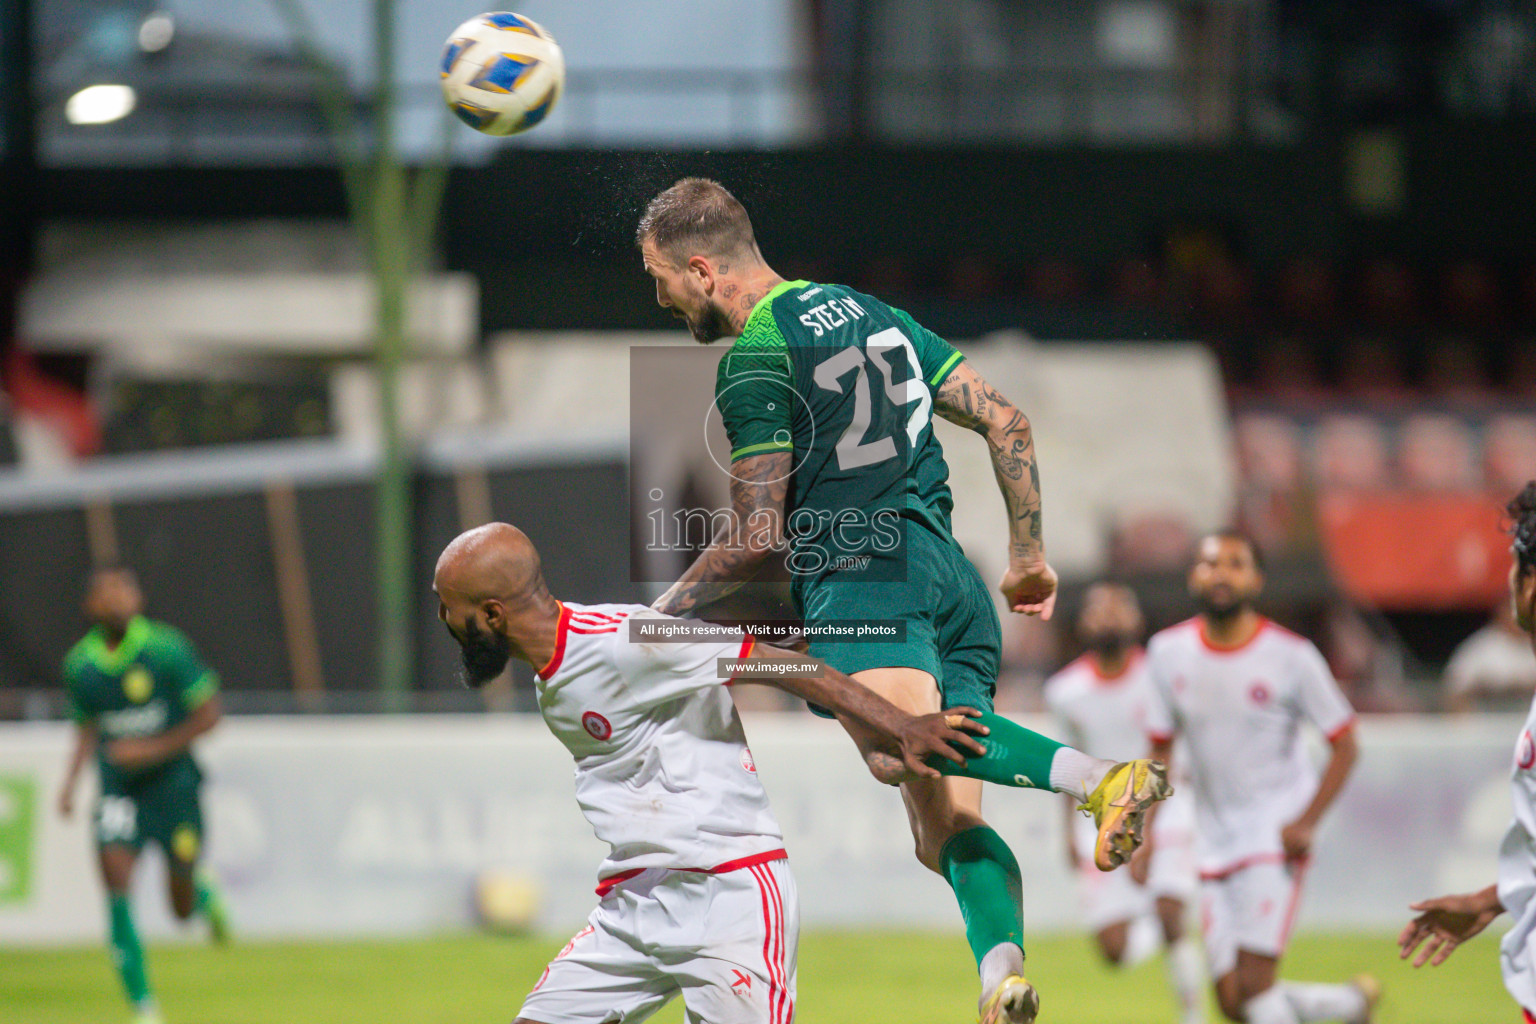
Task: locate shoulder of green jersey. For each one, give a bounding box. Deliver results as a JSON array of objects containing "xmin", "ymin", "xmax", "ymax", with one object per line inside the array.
[
  {"xmin": 721, "ymin": 314, "xmax": 791, "ymax": 379},
  {"xmin": 62, "ymin": 639, "xmax": 91, "ymax": 678}
]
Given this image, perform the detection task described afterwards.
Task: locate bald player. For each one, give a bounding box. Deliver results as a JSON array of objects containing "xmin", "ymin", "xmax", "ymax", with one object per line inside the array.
[{"xmin": 433, "ymin": 523, "xmax": 989, "ymax": 1024}]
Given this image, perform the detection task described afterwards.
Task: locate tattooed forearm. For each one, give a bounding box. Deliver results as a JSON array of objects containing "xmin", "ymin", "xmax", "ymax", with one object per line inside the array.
[
  {"xmin": 936, "ymin": 362, "xmax": 1044, "ymax": 564},
  {"xmin": 652, "ymin": 452, "xmax": 791, "ymax": 616}
]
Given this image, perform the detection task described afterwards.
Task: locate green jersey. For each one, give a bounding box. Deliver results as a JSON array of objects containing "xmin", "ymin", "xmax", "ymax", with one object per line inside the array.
[
  {"xmin": 63, "ymin": 616, "xmax": 219, "ymax": 789},
  {"xmin": 715, "ymin": 280, "xmax": 967, "ymax": 582}
]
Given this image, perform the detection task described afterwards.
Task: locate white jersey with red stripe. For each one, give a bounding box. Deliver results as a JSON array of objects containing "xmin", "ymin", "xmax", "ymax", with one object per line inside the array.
[
  {"xmin": 1044, "ymin": 650, "xmax": 1195, "ymax": 859},
  {"xmin": 1143, "ymin": 617, "xmax": 1356, "ymax": 876},
  {"xmin": 1498, "ymin": 692, "xmax": 1536, "ymax": 1015},
  {"xmin": 535, "ymin": 601, "xmax": 785, "ymax": 890}
]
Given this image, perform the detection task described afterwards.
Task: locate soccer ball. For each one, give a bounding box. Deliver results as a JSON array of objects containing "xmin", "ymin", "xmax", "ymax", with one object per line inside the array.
[{"xmin": 439, "ymin": 12, "xmax": 564, "ymax": 136}]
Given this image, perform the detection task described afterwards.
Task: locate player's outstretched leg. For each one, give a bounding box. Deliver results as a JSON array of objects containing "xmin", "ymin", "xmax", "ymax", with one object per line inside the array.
[
  {"xmin": 194, "ymin": 867, "xmax": 232, "ymax": 944},
  {"xmin": 100, "ymin": 846, "xmax": 162, "ymax": 1024},
  {"xmin": 915, "ymin": 779, "xmax": 1038, "ymax": 1024},
  {"xmin": 925, "ymin": 711, "xmax": 1172, "ymax": 869}
]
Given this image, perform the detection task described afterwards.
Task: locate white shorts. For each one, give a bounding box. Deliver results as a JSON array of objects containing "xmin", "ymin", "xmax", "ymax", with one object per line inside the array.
[
  {"xmin": 519, "ymin": 857, "xmax": 798, "ymax": 1024},
  {"xmin": 1199, "ymin": 857, "xmax": 1307, "ymax": 979},
  {"xmin": 1076, "ymin": 827, "xmax": 1198, "ymax": 932}
]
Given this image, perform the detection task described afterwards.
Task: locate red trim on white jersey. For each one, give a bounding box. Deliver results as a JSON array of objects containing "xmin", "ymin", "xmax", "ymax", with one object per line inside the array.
[
  {"xmin": 1081, "ymin": 648, "xmax": 1144, "ymax": 683},
  {"xmin": 1325, "ymin": 715, "xmax": 1357, "ymax": 742},
  {"xmin": 1199, "ymin": 851, "xmax": 1289, "ymax": 881},
  {"xmin": 1195, "ymin": 615, "xmax": 1272, "ymax": 655},
  {"xmin": 537, "ymin": 603, "xmax": 574, "ymax": 680},
  {"xmin": 724, "ymin": 635, "xmax": 757, "ymax": 685},
  {"xmin": 1278, "ymin": 857, "xmax": 1310, "ymax": 949},
  {"xmin": 593, "ymin": 847, "xmax": 789, "ymax": 896},
  {"xmin": 570, "ymin": 610, "xmax": 624, "ymax": 623}
]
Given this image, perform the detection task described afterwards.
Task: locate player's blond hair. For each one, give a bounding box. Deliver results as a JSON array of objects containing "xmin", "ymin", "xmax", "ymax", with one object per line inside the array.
[{"xmin": 636, "ymin": 178, "xmax": 758, "ymax": 266}]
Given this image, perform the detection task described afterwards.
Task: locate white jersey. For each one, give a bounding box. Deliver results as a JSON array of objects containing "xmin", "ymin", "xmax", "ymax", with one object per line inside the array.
[
  {"xmin": 1498, "ymin": 692, "xmax": 1536, "ymax": 1015},
  {"xmin": 535, "ymin": 602, "xmax": 785, "ymax": 892},
  {"xmin": 1044, "ymin": 650, "xmax": 1194, "ymax": 855},
  {"xmin": 1143, "ymin": 617, "xmax": 1356, "ymax": 876}
]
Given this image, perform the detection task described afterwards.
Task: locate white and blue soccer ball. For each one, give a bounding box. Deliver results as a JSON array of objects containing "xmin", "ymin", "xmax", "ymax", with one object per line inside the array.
[{"xmin": 439, "ymin": 12, "xmax": 564, "ymax": 137}]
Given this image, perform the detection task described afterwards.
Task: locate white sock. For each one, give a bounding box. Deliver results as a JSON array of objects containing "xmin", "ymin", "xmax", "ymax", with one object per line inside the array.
[
  {"xmin": 1245, "ymin": 986, "xmax": 1300, "ymax": 1024},
  {"xmin": 979, "ymin": 941, "xmax": 1024, "ymax": 996},
  {"xmin": 1122, "ymin": 914, "xmax": 1160, "ymax": 967},
  {"xmin": 1281, "ymin": 981, "xmax": 1367, "ymax": 1022},
  {"xmin": 1048, "ymin": 747, "xmax": 1115, "ymax": 799},
  {"xmin": 1164, "ymin": 937, "xmax": 1205, "ymax": 1024}
]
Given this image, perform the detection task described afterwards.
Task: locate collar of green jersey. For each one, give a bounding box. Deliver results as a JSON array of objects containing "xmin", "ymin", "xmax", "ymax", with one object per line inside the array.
[
  {"xmin": 741, "ymin": 279, "xmax": 810, "ymax": 333},
  {"xmin": 83, "ymin": 615, "xmax": 150, "ymax": 673}
]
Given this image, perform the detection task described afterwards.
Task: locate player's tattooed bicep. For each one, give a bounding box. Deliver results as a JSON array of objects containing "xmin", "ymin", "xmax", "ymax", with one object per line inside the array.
[
  {"xmin": 935, "ymin": 362, "xmax": 1018, "ymax": 434},
  {"xmin": 729, "ymin": 452, "xmax": 791, "ymax": 527}
]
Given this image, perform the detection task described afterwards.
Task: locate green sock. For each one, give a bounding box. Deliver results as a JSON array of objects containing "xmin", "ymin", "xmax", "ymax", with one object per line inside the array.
[
  {"xmin": 930, "ymin": 711, "xmax": 1065, "ymax": 789},
  {"xmin": 940, "ymin": 825, "xmax": 1025, "ymax": 966},
  {"xmin": 193, "ymin": 868, "xmax": 217, "ymax": 914},
  {"xmin": 108, "ymin": 893, "xmax": 152, "ymax": 1008}
]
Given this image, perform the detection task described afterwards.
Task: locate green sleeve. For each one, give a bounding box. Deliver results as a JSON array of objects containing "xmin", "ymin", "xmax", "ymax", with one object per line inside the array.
[
  {"xmin": 156, "ymin": 627, "xmax": 220, "ymax": 710},
  {"xmin": 62, "ymin": 655, "xmax": 94, "ymax": 724},
  {"xmin": 716, "ymin": 311, "xmax": 794, "ymax": 463},
  {"xmin": 891, "ymin": 307, "xmax": 965, "ymax": 388}
]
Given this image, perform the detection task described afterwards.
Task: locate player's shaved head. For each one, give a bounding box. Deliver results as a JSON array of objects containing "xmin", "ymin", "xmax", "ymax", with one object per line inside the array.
[
  {"xmin": 637, "ymin": 177, "xmax": 758, "ymax": 266},
  {"xmin": 435, "ymin": 522, "xmax": 547, "ymax": 607},
  {"xmin": 434, "ymin": 523, "xmax": 557, "ymax": 689}
]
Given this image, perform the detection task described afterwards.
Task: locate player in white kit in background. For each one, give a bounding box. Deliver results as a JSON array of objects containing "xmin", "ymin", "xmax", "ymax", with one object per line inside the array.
[
  {"xmin": 1044, "ymin": 582, "xmax": 1204, "ymax": 1024},
  {"xmin": 1140, "ymin": 531, "xmax": 1377, "ymax": 1024},
  {"xmin": 1400, "ymin": 483, "xmax": 1536, "ymax": 1023},
  {"xmin": 432, "ymin": 523, "xmax": 990, "ymax": 1024}
]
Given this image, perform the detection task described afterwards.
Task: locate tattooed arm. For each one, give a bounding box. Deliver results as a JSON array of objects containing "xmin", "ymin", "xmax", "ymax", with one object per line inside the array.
[
  {"xmin": 934, "ymin": 360, "xmax": 1058, "ymax": 618},
  {"xmin": 651, "ymin": 451, "xmax": 790, "ymax": 617}
]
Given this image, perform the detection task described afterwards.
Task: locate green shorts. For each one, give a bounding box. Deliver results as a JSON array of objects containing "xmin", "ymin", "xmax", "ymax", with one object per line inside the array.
[
  {"xmin": 94, "ymin": 758, "xmax": 204, "ymax": 869},
  {"xmin": 794, "ymin": 521, "xmax": 1002, "ymax": 717}
]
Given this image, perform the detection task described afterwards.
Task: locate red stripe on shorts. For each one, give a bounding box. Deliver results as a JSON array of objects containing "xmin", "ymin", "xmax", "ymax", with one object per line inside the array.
[
  {"xmin": 750, "ymin": 864, "xmax": 781, "ymax": 1024},
  {"xmin": 755, "ymin": 862, "xmax": 791, "ymax": 1024}
]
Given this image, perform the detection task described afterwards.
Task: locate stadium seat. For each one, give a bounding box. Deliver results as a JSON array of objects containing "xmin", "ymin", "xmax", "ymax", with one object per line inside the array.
[
  {"xmin": 1441, "ymin": 260, "xmax": 1503, "ymax": 329},
  {"xmin": 1484, "ymin": 414, "xmax": 1536, "ymax": 492},
  {"xmin": 1251, "ymin": 335, "xmax": 1327, "ymax": 401},
  {"xmin": 1420, "ymin": 335, "xmax": 1489, "ymax": 402},
  {"xmin": 1336, "ymin": 335, "xmax": 1412, "ymax": 403},
  {"xmin": 1359, "ymin": 258, "xmax": 1419, "ymax": 328},
  {"xmin": 1233, "ymin": 412, "xmax": 1304, "ymax": 492},
  {"xmin": 1398, "ymin": 412, "xmax": 1479, "ymax": 491},
  {"xmin": 1275, "ymin": 256, "xmax": 1341, "ymax": 330},
  {"xmin": 1313, "ymin": 413, "xmax": 1391, "ymax": 490}
]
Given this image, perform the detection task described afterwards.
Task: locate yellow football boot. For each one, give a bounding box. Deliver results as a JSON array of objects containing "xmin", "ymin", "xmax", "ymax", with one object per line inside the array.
[
  {"xmin": 979, "ymin": 974, "xmax": 1039, "ymax": 1024},
  {"xmin": 1078, "ymin": 759, "xmax": 1173, "ymax": 871}
]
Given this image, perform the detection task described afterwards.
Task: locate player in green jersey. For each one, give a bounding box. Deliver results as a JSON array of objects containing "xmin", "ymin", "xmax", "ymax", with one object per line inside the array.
[
  {"xmin": 637, "ymin": 178, "xmax": 1171, "ymax": 1024},
  {"xmin": 56, "ymin": 566, "xmax": 231, "ymax": 1024}
]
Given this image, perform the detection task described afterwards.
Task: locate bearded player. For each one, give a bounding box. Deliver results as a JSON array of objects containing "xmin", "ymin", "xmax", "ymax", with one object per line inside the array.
[
  {"xmin": 636, "ymin": 177, "xmax": 1170, "ymax": 1023},
  {"xmin": 1044, "ymin": 582, "xmax": 1204, "ymax": 1024},
  {"xmin": 434, "ymin": 522, "xmax": 994, "ymax": 1024},
  {"xmin": 56, "ymin": 566, "xmax": 232, "ymax": 1024},
  {"xmin": 1140, "ymin": 532, "xmax": 1377, "ymax": 1024},
  {"xmin": 1399, "ymin": 483, "xmax": 1536, "ymax": 1022}
]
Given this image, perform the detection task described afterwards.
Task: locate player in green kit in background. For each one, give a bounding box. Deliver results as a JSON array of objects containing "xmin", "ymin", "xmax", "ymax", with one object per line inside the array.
[
  {"xmin": 56, "ymin": 566, "xmax": 231, "ymax": 1024},
  {"xmin": 638, "ymin": 178, "xmax": 1171, "ymax": 1024}
]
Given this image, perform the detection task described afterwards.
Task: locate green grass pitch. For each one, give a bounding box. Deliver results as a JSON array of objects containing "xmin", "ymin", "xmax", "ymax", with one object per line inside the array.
[{"xmin": 3, "ymin": 930, "xmax": 1506, "ymax": 1023}]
